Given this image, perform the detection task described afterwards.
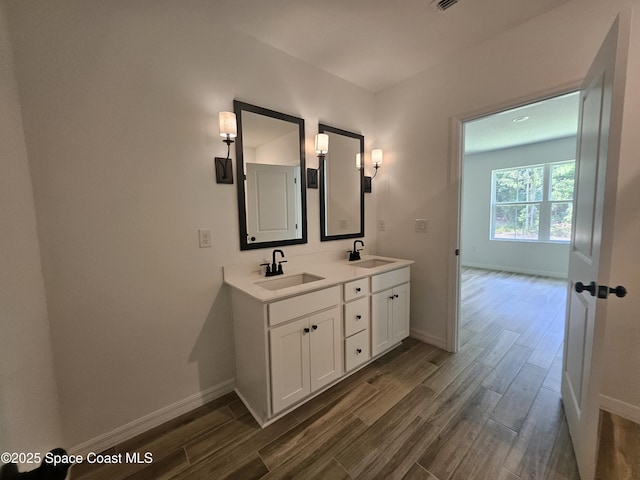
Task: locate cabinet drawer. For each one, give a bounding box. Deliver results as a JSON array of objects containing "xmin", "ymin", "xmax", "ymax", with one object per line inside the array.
[
  {"xmin": 371, "ymin": 267, "xmax": 410, "ymax": 293},
  {"xmin": 269, "ymin": 286, "xmax": 340, "ymax": 327},
  {"xmin": 345, "ymin": 329, "xmax": 370, "ymax": 372},
  {"xmin": 344, "ymin": 278, "xmax": 369, "ymax": 302},
  {"xmin": 344, "ymin": 297, "xmax": 369, "ymax": 337}
]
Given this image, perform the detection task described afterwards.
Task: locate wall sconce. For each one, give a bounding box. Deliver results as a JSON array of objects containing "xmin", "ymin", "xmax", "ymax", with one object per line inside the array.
[
  {"xmin": 315, "ymin": 133, "xmax": 329, "ymax": 158},
  {"xmin": 308, "ymin": 133, "xmax": 329, "ymax": 189},
  {"xmin": 215, "ymin": 111, "xmax": 237, "ymax": 184},
  {"xmin": 371, "ymin": 148, "xmax": 383, "ymax": 178}
]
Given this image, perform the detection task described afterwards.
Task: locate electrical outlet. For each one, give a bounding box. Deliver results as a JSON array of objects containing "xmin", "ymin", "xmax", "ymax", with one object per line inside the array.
[
  {"xmin": 198, "ymin": 229, "xmax": 212, "ymax": 248},
  {"xmin": 415, "ymin": 219, "xmax": 428, "ymax": 233},
  {"xmin": 378, "ymin": 219, "xmax": 386, "ymax": 231}
]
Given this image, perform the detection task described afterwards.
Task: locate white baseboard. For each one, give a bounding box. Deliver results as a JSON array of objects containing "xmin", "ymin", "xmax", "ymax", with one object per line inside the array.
[
  {"xmin": 70, "ymin": 378, "xmax": 235, "ymax": 456},
  {"xmin": 600, "ymin": 395, "xmax": 640, "ymax": 424},
  {"xmin": 461, "ymin": 262, "xmax": 567, "ymax": 279},
  {"xmin": 410, "ymin": 329, "xmax": 448, "ymax": 350}
]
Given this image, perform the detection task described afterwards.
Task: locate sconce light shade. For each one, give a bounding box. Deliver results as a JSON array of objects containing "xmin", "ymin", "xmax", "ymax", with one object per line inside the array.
[
  {"xmin": 372, "ymin": 148, "xmax": 383, "ymax": 167},
  {"xmin": 219, "ymin": 111, "xmax": 237, "ymax": 138},
  {"xmin": 355, "ymin": 153, "xmax": 362, "ymax": 170},
  {"xmin": 315, "ymin": 133, "xmax": 329, "ymax": 155}
]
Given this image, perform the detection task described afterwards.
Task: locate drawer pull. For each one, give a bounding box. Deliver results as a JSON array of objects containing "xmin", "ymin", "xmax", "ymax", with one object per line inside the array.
[{"xmin": 356, "ymin": 348, "xmax": 362, "ymax": 354}]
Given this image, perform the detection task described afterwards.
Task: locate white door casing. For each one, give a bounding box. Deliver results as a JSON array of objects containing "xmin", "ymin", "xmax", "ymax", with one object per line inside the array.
[{"xmin": 561, "ymin": 12, "xmax": 630, "ymax": 480}]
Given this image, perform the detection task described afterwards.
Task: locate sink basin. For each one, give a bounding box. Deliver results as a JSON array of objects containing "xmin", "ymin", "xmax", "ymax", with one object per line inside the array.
[
  {"xmin": 352, "ymin": 259, "xmax": 396, "ymax": 268},
  {"xmin": 255, "ymin": 273, "xmax": 325, "ymax": 291}
]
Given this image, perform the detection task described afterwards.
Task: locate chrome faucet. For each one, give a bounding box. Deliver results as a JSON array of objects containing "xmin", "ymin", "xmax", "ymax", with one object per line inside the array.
[
  {"xmin": 349, "ymin": 240, "xmax": 364, "ymax": 261},
  {"xmin": 261, "ymin": 249, "xmax": 287, "ymax": 277}
]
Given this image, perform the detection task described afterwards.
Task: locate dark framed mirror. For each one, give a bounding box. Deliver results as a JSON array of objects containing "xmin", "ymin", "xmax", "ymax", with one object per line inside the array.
[
  {"xmin": 319, "ymin": 124, "xmax": 364, "ymax": 241},
  {"xmin": 234, "ymin": 100, "xmax": 307, "ymax": 250}
]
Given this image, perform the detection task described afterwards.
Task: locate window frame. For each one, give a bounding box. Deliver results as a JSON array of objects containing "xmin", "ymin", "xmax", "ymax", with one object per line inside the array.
[{"xmin": 490, "ymin": 160, "xmax": 575, "ymax": 243}]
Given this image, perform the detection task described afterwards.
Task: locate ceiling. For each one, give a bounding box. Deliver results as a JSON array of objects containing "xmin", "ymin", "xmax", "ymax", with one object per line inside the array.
[
  {"xmin": 218, "ymin": 0, "xmax": 570, "ymax": 93},
  {"xmin": 464, "ymin": 91, "xmax": 580, "ymax": 154}
]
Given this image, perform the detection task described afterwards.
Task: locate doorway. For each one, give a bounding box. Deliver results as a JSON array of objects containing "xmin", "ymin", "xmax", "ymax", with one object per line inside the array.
[{"xmin": 456, "ymin": 92, "xmax": 580, "ymax": 385}]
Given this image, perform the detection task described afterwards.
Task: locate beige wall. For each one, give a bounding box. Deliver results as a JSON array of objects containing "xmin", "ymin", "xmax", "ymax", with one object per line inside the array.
[
  {"xmin": 4, "ymin": 0, "xmax": 376, "ymax": 448},
  {"xmin": 376, "ymin": 0, "xmax": 640, "ymax": 408},
  {"xmin": 0, "ymin": 1, "xmax": 62, "ymax": 455}
]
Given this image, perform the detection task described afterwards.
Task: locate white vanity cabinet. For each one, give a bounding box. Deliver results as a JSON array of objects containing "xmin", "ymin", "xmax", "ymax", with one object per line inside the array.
[
  {"xmin": 230, "ymin": 285, "xmax": 341, "ymax": 425},
  {"xmin": 270, "ymin": 305, "xmax": 341, "ymax": 414},
  {"xmin": 371, "ymin": 267, "xmax": 411, "ymax": 356},
  {"xmin": 226, "ymin": 256, "xmax": 412, "ymax": 427},
  {"xmin": 343, "ymin": 278, "xmax": 370, "ymax": 371}
]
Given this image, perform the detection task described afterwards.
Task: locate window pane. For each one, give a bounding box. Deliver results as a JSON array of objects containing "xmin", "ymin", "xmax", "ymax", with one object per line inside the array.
[
  {"xmin": 493, "ymin": 203, "xmax": 539, "ymax": 240},
  {"xmin": 550, "ymin": 202, "xmax": 573, "ymax": 241},
  {"xmin": 494, "ymin": 170, "xmax": 518, "ymax": 202},
  {"xmin": 494, "ymin": 166, "xmax": 543, "ymax": 203},
  {"xmin": 550, "ymin": 161, "xmax": 575, "ymax": 200},
  {"xmin": 516, "ymin": 167, "xmax": 543, "ymax": 202}
]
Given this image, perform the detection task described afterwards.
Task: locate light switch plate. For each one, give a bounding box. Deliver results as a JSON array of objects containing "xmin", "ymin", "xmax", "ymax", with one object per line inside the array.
[
  {"xmin": 414, "ymin": 219, "xmax": 428, "ymax": 233},
  {"xmin": 198, "ymin": 229, "xmax": 212, "ymax": 248}
]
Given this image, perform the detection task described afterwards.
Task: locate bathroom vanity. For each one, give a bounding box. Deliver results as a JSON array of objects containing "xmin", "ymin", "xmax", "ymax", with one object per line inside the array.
[{"xmin": 223, "ymin": 252, "xmax": 413, "ymax": 426}]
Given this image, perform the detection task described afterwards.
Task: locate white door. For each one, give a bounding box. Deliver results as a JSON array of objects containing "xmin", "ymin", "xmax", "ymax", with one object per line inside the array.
[
  {"xmin": 561, "ymin": 12, "xmax": 630, "ymax": 480},
  {"xmin": 270, "ymin": 317, "xmax": 310, "ymax": 413},
  {"xmin": 245, "ymin": 163, "xmax": 299, "ymax": 244},
  {"xmin": 309, "ymin": 307, "xmax": 342, "ymax": 391}
]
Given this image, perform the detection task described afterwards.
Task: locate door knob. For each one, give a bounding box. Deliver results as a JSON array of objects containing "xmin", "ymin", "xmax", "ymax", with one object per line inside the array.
[
  {"xmin": 597, "ymin": 285, "xmax": 628, "ymax": 299},
  {"xmin": 575, "ymin": 281, "xmax": 596, "ymax": 296}
]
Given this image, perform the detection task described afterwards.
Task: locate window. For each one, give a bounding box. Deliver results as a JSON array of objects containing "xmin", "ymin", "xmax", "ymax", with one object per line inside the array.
[{"xmin": 491, "ymin": 161, "xmax": 575, "ymax": 242}]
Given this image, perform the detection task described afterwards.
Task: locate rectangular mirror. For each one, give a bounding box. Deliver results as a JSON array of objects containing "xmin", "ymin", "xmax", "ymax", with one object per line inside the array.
[
  {"xmin": 319, "ymin": 124, "xmax": 364, "ymax": 241},
  {"xmin": 234, "ymin": 101, "xmax": 307, "ymax": 250}
]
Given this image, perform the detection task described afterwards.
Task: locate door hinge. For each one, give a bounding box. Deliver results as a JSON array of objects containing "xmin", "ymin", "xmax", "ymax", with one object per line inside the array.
[{"xmin": 455, "ymin": 248, "xmax": 460, "ymax": 256}]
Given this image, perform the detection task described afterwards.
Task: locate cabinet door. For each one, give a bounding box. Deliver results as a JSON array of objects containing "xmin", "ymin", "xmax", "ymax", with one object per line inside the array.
[
  {"xmin": 309, "ymin": 307, "xmax": 342, "ymax": 392},
  {"xmin": 391, "ymin": 283, "xmax": 410, "ymax": 342},
  {"xmin": 371, "ymin": 289, "xmax": 392, "ymax": 356},
  {"xmin": 270, "ymin": 317, "xmax": 310, "ymax": 413}
]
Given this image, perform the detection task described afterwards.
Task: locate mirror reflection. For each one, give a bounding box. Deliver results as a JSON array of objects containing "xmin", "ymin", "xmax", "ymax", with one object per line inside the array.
[
  {"xmin": 234, "ymin": 101, "xmax": 307, "ymax": 250},
  {"xmin": 319, "ymin": 124, "xmax": 364, "ymax": 240}
]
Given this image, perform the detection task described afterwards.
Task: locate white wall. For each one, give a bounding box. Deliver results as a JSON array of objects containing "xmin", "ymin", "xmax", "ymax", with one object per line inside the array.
[
  {"xmin": 0, "ymin": 1, "xmax": 62, "ymax": 455},
  {"xmin": 461, "ymin": 137, "xmax": 576, "ymax": 278},
  {"xmin": 5, "ymin": 0, "xmax": 639, "ymax": 452},
  {"xmin": 375, "ymin": 0, "xmax": 640, "ymax": 408},
  {"xmin": 4, "ymin": 0, "xmax": 376, "ymax": 448}
]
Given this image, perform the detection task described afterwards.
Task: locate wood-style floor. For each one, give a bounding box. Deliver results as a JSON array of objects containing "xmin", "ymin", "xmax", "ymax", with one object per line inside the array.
[{"xmin": 70, "ymin": 268, "xmax": 578, "ymax": 480}]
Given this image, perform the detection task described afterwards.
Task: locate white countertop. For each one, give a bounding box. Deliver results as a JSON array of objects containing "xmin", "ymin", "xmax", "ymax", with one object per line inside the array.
[{"xmin": 223, "ymin": 252, "xmax": 414, "ymax": 302}]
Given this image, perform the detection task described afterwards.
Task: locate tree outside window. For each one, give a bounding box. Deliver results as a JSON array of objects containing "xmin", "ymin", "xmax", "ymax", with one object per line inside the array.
[{"xmin": 491, "ymin": 161, "xmax": 575, "ymax": 242}]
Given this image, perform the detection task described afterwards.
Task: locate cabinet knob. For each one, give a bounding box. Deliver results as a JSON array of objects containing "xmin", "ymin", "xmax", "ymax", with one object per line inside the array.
[
  {"xmin": 356, "ymin": 348, "xmax": 362, "ymax": 354},
  {"xmin": 356, "ymin": 315, "xmax": 362, "ymax": 320},
  {"xmin": 312, "ymin": 325, "xmax": 318, "ymax": 330},
  {"xmin": 355, "ymin": 287, "xmax": 361, "ymax": 293},
  {"xmin": 389, "ymin": 295, "xmax": 395, "ymax": 300},
  {"xmin": 303, "ymin": 327, "xmax": 310, "ymax": 334}
]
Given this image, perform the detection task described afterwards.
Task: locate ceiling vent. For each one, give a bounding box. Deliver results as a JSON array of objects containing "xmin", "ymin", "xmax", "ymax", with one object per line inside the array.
[{"xmin": 431, "ymin": 0, "xmax": 458, "ymax": 12}]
